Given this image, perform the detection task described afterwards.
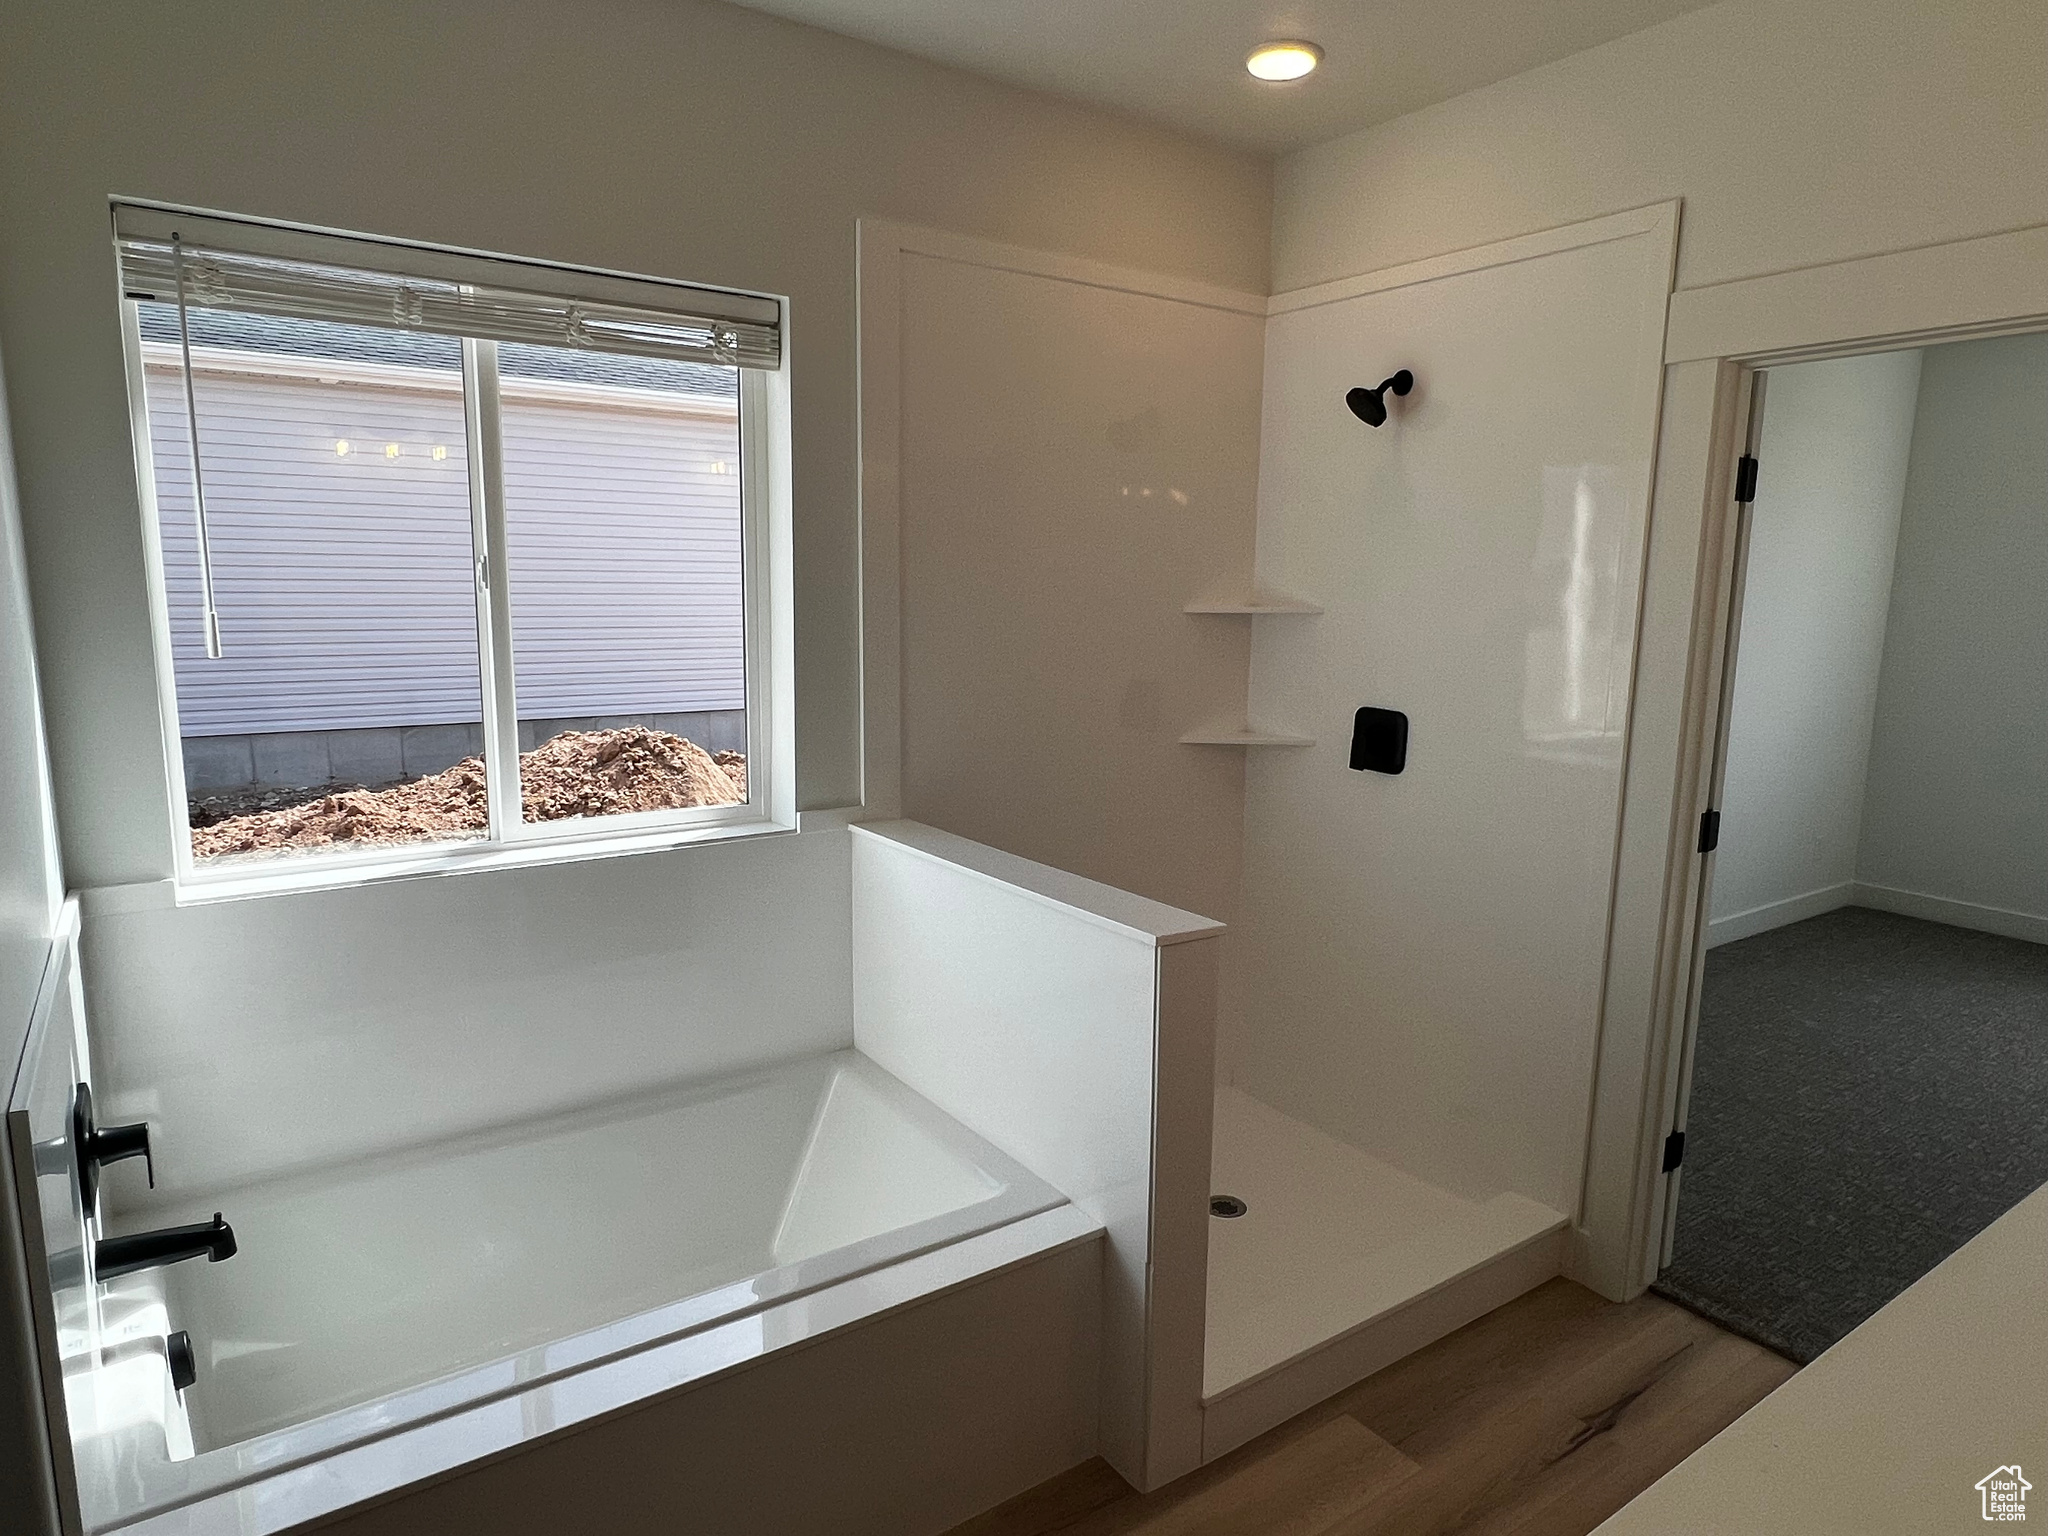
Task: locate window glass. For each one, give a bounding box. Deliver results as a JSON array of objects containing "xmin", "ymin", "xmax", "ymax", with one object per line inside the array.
[
  {"xmin": 497, "ymin": 342, "xmax": 749, "ymax": 822},
  {"xmin": 123, "ymin": 220, "xmax": 775, "ymax": 879},
  {"xmin": 139, "ymin": 306, "xmax": 490, "ymax": 864}
]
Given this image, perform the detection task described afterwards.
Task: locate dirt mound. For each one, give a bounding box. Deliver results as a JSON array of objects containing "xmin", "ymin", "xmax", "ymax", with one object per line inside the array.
[
  {"xmin": 190, "ymin": 761, "xmax": 489, "ymax": 858},
  {"xmin": 190, "ymin": 729, "xmax": 747, "ymax": 860},
  {"xmin": 518, "ymin": 728, "xmax": 745, "ymax": 821}
]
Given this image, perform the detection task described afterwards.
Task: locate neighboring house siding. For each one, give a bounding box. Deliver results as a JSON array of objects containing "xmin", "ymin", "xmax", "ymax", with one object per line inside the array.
[
  {"xmin": 146, "ymin": 348, "xmax": 744, "ymax": 736},
  {"xmin": 500, "ymin": 383, "xmax": 745, "ymax": 724}
]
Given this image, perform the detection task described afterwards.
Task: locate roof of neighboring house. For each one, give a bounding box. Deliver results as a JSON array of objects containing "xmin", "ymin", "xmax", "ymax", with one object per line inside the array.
[{"xmin": 136, "ymin": 304, "xmax": 739, "ymax": 400}]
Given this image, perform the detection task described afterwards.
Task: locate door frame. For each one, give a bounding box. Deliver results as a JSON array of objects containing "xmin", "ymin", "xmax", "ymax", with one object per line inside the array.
[
  {"xmin": 1571, "ymin": 219, "xmax": 2048, "ymax": 1301},
  {"xmin": 1654, "ymin": 369, "xmax": 1766, "ymax": 1273}
]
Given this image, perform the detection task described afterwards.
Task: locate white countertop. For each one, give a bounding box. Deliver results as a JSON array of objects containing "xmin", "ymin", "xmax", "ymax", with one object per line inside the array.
[{"xmin": 1597, "ymin": 1181, "xmax": 2048, "ymax": 1534}]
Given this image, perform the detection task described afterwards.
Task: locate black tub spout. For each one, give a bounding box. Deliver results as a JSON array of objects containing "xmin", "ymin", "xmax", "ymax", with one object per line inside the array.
[{"xmin": 95, "ymin": 1213, "xmax": 236, "ymax": 1281}]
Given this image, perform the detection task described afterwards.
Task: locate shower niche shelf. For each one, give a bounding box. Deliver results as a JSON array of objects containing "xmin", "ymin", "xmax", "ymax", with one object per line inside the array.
[
  {"xmin": 1182, "ymin": 589, "xmax": 1318, "ymax": 748},
  {"xmin": 1179, "ymin": 727, "xmax": 1315, "ymax": 748},
  {"xmin": 1183, "ymin": 591, "xmax": 1323, "ymax": 616}
]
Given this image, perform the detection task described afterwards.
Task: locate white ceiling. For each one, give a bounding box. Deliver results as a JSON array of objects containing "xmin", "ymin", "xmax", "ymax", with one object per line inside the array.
[{"xmin": 726, "ymin": 0, "xmax": 1718, "ymax": 154}]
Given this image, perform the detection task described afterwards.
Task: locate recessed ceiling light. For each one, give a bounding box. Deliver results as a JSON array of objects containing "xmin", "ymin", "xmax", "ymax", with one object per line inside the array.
[{"xmin": 1246, "ymin": 41, "xmax": 1321, "ymax": 82}]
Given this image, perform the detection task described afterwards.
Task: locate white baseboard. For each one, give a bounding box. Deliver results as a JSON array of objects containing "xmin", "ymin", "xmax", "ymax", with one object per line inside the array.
[
  {"xmin": 1706, "ymin": 882, "xmax": 1855, "ymax": 948},
  {"xmin": 1851, "ymin": 883, "xmax": 2048, "ymax": 947}
]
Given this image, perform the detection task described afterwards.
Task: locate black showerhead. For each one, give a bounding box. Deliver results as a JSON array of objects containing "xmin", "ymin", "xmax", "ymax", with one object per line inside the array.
[
  {"xmin": 1345, "ymin": 385, "xmax": 1388, "ymax": 427},
  {"xmin": 1345, "ymin": 369, "xmax": 1414, "ymax": 427}
]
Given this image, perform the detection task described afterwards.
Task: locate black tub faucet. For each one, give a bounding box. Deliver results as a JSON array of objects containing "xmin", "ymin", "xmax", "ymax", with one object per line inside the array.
[{"xmin": 95, "ymin": 1213, "xmax": 236, "ymax": 1281}]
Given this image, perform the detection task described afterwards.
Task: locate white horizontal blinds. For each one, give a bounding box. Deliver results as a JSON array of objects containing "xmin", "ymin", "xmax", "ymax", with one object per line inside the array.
[
  {"xmin": 113, "ymin": 205, "xmax": 782, "ymax": 370},
  {"xmin": 169, "ymin": 240, "xmax": 226, "ymax": 658}
]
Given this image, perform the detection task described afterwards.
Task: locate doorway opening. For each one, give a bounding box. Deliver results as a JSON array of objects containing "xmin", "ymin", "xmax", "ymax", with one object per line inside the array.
[{"xmin": 1655, "ymin": 330, "xmax": 2048, "ymax": 1361}]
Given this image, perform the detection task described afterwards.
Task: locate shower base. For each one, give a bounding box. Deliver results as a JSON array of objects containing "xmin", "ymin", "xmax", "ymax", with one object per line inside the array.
[{"xmin": 1201, "ymin": 1088, "xmax": 1566, "ymax": 1459}]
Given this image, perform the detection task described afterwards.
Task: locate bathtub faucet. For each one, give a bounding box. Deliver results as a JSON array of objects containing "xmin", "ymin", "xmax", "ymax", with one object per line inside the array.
[{"xmin": 95, "ymin": 1212, "xmax": 237, "ymax": 1281}]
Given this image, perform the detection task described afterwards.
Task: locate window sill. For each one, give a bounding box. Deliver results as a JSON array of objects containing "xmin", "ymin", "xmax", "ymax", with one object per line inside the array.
[{"xmin": 160, "ymin": 811, "xmax": 800, "ymax": 908}]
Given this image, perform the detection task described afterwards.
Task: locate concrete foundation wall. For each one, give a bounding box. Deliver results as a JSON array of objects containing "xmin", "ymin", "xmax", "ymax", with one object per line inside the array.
[{"xmin": 182, "ymin": 711, "xmax": 749, "ymax": 794}]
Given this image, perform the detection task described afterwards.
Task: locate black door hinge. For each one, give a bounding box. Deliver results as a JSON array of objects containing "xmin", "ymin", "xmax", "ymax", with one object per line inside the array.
[
  {"xmin": 1734, "ymin": 454, "xmax": 1760, "ymax": 504},
  {"xmin": 1698, "ymin": 809, "xmax": 1720, "ymax": 853},
  {"xmin": 1662, "ymin": 1130, "xmax": 1686, "ymax": 1173}
]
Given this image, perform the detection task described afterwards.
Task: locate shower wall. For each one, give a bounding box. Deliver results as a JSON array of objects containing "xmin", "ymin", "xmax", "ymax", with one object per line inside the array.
[
  {"xmin": 882, "ymin": 232, "xmax": 1267, "ymax": 927},
  {"xmin": 1857, "ymin": 331, "xmax": 2048, "ymax": 934},
  {"xmin": 1228, "ymin": 209, "xmax": 1677, "ymax": 1215}
]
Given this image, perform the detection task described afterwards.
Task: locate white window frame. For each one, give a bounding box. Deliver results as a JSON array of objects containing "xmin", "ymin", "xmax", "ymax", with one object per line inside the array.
[{"xmin": 116, "ymin": 215, "xmax": 795, "ymax": 901}]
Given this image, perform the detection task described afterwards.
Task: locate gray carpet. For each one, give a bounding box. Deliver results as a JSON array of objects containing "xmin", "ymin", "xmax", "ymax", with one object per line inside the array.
[{"xmin": 1654, "ymin": 905, "xmax": 2048, "ymax": 1363}]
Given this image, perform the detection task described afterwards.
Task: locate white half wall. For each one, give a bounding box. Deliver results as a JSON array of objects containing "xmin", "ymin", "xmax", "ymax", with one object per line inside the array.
[
  {"xmin": 1856, "ymin": 332, "xmax": 2048, "ymax": 932},
  {"xmin": 1707, "ymin": 349, "xmax": 1921, "ymax": 946},
  {"xmin": 849, "ymin": 821, "xmax": 1222, "ymax": 1490},
  {"xmin": 80, "ymin": 826, "xmax": 854, "ymax": 1203}
]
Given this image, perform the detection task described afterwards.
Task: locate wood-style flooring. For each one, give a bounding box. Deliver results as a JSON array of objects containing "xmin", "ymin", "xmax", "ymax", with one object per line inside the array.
[{"xmin": 946, "ymin": 1279, "xmax": 1796, "ymax": 1536}]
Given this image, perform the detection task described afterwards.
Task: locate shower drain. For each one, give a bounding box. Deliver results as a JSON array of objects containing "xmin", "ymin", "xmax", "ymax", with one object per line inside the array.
[{"xmin": 1210, "ymin": 1194, "xmax": 1248, "ymax": 1218}]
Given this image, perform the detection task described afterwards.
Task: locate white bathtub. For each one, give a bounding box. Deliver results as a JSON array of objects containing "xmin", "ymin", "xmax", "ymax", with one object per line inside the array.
[
  {"xmin": 75, "ymin": 1049, "xmax": 1066, "ymax": 1527},
  {"xmin": 18, "ymin": 822, "xmax": 1214, "ymax": 1534}
]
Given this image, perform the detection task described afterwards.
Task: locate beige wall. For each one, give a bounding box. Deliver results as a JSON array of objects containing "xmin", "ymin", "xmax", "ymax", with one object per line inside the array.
[
  {"xmin": 0, "ymin": 0, "xmax": 1270, "ymax": 888},
  {"xmin": 1709, "ymin": 349, "xmax": 1921, "ymax": 943},
  {"xmin": 1858, "ymin": 331, "xmax": 2048, "ymax": 927},
  {"xmin": 1274, "ymin": 0, "xmax": 2048, "ymax": 295}
]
